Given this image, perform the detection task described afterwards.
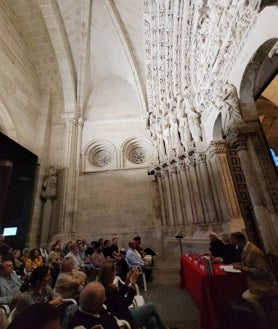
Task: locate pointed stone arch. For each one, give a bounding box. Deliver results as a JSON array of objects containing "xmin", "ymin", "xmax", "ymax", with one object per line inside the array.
[
  {"xmin": 239, "ymin": 38, "xmax": 278, "ymax": 121},
  {"xmin": 38, "ymin": 0, "xmax": 77, "ymax": 116}
]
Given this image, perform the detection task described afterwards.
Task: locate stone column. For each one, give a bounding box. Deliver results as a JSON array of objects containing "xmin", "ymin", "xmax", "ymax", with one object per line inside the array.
[
  {"xmin": 155, "ymin": 168, "xmax": 167, "ymax": 226},
  {"xmin": 161, "ymin": 166, "xmax": 175, "ymax": 226},
  {"xmin": 195, "ymin": 153, "xmax": 217, "ymax": 223},
  {"xmin": 226, "ymin": 125, "xmax": 278, "ymax": 254},
  {"xmin": 206, "ymin": 140, "xmax": 237, "ymax": 223},
  {"xmin": 56, "ymin": 113, "xmax": 82, "ymax": 238},
  {"xmin": 185, "ymin": 154, "xmax": 204, "ymax": 224},
  {"xmin": 169, "ymin": 161, "xmax": 183, "ymax": 225},
  {"xmin": 177, "ymin": 158, "xmax": 194, "ymax": 224}
]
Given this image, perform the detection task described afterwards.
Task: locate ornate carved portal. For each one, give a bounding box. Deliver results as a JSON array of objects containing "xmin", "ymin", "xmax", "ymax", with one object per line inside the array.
[{"xmin": 141, "ymin": 1, "xmax": 278, "ymax": 252}]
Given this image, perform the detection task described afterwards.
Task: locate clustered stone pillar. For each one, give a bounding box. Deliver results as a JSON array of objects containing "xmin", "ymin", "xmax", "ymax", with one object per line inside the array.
[
  {"xmin": 195, "ymin": 153, "xmax": 217, "ymax": 224},
  {"xmin": 206, "ymin": 140, "xmax": 241, "ymax": 223},
  {"xmin": 56, "ymin": 114, "xmax": 83, "ymax": 239},
  {"xmin": 154, "ymin": 147, "xmax": 239, "ymax": 230},
  {"xmin": 226, "ymin": 124, "xmax": 278, "ymax": 254}
]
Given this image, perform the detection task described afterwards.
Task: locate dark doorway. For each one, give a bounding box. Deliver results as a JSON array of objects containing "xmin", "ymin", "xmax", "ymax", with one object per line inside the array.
[{"xmin": 0, "ymin": 132, "xmax": 38, "ymax": 249}]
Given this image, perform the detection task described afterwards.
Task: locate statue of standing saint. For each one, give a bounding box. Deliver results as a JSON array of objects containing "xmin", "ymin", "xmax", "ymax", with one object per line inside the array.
[
  {"xmin": 215, "ymin": 82, "xmax": 245, "ymax": 135},
  {"xmin": 41, "ymin": 164, "xmax": 59, "ymax": 200}
]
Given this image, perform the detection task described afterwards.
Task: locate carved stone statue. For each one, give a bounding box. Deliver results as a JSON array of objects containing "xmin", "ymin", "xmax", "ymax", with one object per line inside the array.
[
  {"xmin": 178, "ymin": 110, "xmax": 192, "ymax": 147},
  {"xmin": 41, "ymin": 164, "xmax": 59, "ymax": 200},
  {"xmin": 188, "ymin": 111, "xmax": 202, "ymax": 143},
  {"xmin": 215, "ymin": 82, "xmax": 245, "ymax": 135},
  {"xmin": 169, "ymin": 109, "xmax": 181, "ymax": 152}
]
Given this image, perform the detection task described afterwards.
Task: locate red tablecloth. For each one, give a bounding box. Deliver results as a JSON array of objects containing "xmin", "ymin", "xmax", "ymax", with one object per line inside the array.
[{"xmin": 180, "ymin": 254, "xmax": 248, "ymax": 329}]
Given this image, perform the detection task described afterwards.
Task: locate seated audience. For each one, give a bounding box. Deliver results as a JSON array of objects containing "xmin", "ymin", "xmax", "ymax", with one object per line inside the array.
[
  {"xmin": 24, "ymin": 248, "xmax": 43, "ymax": 275},
  {"xmin": 67, "ymin": 281, "xmax": 126, "ymax": 329},
  {"xmin": 77, "ymin": 241, "xmax": 88, "ymax": 263},
  {"xmin": 65, "ymin": 243, "xmax": 84, "ymax": 271},
  {"xmin": 6, "ymin": 303, "xmax": 61, "ymax": 329},
  {"xmin": 125, "ymin": 240, "xmax": 154, "ymax": 282},
  {"xmin": 103, "ymin": 240, "xmax": 113, "ymax": 258},
  {"xmin": 19, "ymin": 248, "xmax": 29, "ymax": 267},
  {"xmin": 230, "ymin": 231, "xmax": 278, "ymax": 326},
  {"xmin": 48, "ymin": 242, "xmax": 63, "ymax": 288},
  {"xmin": 55, "ymin": 257, "xmax": 87, "ymax": 300},
  {"xmin": 0, "ymin": 260, "xmax": 22, "ymax": 309},
  {"xmin": 110, "ymin": 238, "xmax": 129, "ymax": 281},
  {"xmin": 39, "ymin": 242, "xmax": 49, "ymax": 264},
  {"xmin": 98, "ymin": 262, "xmax": 168, "ymax": 329},
  {"xmin": 85, "ymin": 240, "xmax": 95, "ymax": 257},
  {"xmin": 62, "ymin": 241, "xmax": 73, "ymax": 258},
  {"xmin": 133, "ymin": 236, "xmax": 154, "ymax": 266},
  {"xmin": 110, "ymin": 238, "xmax": 121, "ymax": 259},
  {"xmin": 133, "ymin": 236, "xmax": 157, "ymax": 256},
  {"xmin": 12, "ymin": 250, "xmax": 24, "ymax": 276},
  {"xmin": 15, "ymin": 265, "xmax": 63, "ymax": 317},
  {"xmin": 91, "ymin": 241, "xmax": 109, "ymax": 268},
  {"xmin": 0, "ymin": 236, "xmax": 11, "ymax": 263}
]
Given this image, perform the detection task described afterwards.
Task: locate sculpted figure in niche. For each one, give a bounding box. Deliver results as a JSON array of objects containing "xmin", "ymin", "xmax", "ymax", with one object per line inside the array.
[
  {"xmin": 178, "ymin": 110, "xmax": 192, "ymax": 147},
  {"xmin": 156, "ymin": 120, "xmax": 167, "ymax": 163},
  {"xmin": 163, "ymin": 117, "xmax": 171, "ymax": 157},
  {"xmin": 188, "ymin": 111, "xmax": 202, "ymax": 143},
  {"xmin": 41, "ymin": 164, "xmax": 59, "ymax": 200},
  {"xmin": 169, "ymin": 108, "xmax": 181, "ymax": 152},
  {"xmin": 215, "ymin": 82, "xmax": 245, "ymax": 135},
  {"xmin": 183, "ymin": 88, "xmax": 195, "ymax": 114}
]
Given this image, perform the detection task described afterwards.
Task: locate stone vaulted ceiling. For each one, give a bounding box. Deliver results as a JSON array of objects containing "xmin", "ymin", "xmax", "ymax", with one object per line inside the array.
[{"xmin": 6, "ymin": 0, "xmax": 278, "ymax": 161}]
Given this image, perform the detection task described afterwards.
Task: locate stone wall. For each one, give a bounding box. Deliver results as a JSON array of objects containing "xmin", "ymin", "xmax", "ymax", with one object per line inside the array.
[
  {"xmin": 77, "ymin": 168, "xmax": 161, "ymax": 246},
  {"xmin": 0, "ymin": 2, "xmax": 41, "ymax": 149}
]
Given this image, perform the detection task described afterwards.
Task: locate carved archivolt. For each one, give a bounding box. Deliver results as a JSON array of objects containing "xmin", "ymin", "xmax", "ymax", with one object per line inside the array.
[
  {"xmin": 143, "ymin": 0, "xmax": 260, "ymax": 166},
  {"xmin": 87, "ymin": 140, "xmax": 116, "ymax": 167},
  {"xmin": 122, "ymin": 137, "xmax": 153, "ymax": 166}
]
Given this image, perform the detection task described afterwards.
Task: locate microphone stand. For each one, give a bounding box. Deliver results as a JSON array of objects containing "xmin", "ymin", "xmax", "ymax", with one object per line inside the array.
[{"xmin": 175, "ymin": 235, "xmax": 185, "ymax": 256}]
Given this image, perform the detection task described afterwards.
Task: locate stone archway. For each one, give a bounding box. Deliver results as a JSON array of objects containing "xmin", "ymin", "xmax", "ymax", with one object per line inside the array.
[{"xmin": 228, "ymin": 39, "xmax": 278, "ymax": 253}]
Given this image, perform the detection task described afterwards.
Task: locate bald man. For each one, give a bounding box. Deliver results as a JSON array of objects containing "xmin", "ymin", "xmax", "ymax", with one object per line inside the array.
[{"xmin": 68, "ymin": 282, "xmax": 126, "ymax": 329}]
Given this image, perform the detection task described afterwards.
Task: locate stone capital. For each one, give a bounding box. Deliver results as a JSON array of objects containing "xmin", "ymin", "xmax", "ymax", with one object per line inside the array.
[
  {"xmin": 61, "ymin": 112, "xmax": 79, "ymax": 126},
  {"xmin": 206, "ymin": 140, "xmax": 226, "ymax": 159},
  {"xmin": 225, "ymin": 125, "xmax": 249, "ymax": 151}
]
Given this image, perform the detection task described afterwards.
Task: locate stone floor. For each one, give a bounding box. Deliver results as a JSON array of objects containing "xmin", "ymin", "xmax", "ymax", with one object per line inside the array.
[{"xmin": 139, "ymin": 255, "xmax": 200, "ymax": 329}]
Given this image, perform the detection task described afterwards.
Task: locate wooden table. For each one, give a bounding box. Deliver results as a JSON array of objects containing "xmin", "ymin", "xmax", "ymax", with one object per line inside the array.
[{"xmin": 180, "ymin": 254, "xmax": 247, "ymax": 329}]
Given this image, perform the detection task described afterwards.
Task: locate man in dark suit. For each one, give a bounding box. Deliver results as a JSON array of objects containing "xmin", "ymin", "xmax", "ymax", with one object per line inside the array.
[{"xmin": 68, "ymin": 281, "xmax": 127, "ymax": 329}]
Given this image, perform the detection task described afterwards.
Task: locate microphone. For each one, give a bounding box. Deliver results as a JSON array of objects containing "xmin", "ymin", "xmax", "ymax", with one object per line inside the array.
[{"xmin": 175, "ymin": 234, "xmax": 185, "ymax": 239}]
